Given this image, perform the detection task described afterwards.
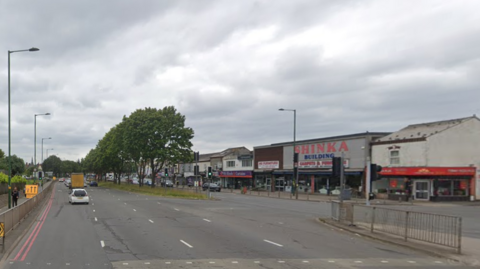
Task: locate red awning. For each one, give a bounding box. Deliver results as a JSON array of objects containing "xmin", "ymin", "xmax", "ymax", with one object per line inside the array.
[{"xmin": 379, "ymin": 167, "xmax": 475, "ymax": 176}]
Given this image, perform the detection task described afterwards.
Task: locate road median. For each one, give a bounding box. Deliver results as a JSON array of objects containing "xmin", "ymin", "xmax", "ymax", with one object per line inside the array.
[{"xmin": 98, "ymin": 182, "xmax": 208, "ymax": 200}]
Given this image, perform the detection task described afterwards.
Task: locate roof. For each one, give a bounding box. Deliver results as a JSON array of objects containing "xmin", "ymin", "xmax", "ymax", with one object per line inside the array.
[
  {"xmin": 376, "ymin": 116, "xmax": 478, "ymax": 142},
  {"xmin": 255, "ymin": 132, "xmax": 391, "ymax": 149}
]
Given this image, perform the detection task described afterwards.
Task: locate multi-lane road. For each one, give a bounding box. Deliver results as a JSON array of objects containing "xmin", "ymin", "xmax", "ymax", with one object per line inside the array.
[{"xmin": 1, "ymin": 182, "xmax": 474, "ymax": 269}]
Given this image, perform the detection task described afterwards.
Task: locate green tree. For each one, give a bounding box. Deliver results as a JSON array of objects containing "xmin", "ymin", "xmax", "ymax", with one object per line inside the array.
[
  {"xmin": 96, "ymin": 123, "xmax": 128, "ymax": 184},
  {"xmin": 0, "ymin": 148, "xmax": 5, "ymax": 159},
  {"xmin": 43, "ymin": 155, "xmax": 63, "ymax": 176},
  {"xmin": 123, "ymin": 106, "xmax": 194, "ymax": 187},
  {"xmin": 61, "ymin": 160, "xmax": 82, "ymax": 175},
  {"xmin": 0, "ymin": 155, "xmax": 26, "ymax": 176}
]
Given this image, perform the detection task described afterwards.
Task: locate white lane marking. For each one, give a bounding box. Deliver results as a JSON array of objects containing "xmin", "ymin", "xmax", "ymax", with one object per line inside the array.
[
  {"xmin": 381, "ymin": 260, "xmax": 389, "ymax": 263},
  {"xmin": 9, "ymin": 262, "xmax": 13, "ymax": 264},
  {"xmin": 149, "ymin": 219, "xmax": 154, "ymax": 223},
  {"xmin": 263, "ymin": 239, "xmax": 283, "ymax": 247},
  {"xmin": 232, "ymin": 261, "xmax": 238, "ymax": 264},
  {"xmin": 123, "ymin": 263, "xmax": 128, "ymax": 265},
  {"xmin": 93, "ymin": 210, "xmax": 95, "ymax": 212},
  {"xmin": 209, "ymin": 261, "xmax": 215, "ymax": 264},
  {"xmin": 95, "ymin": 217, "xmax": 98, "ymax": 222},
  {"xmin": 354, "ymin": 261, "xmax": 363, "ymax": 263},
  {"xmin": 302, "ymin": 261, "xmax": 309, "ymax": 263},
  {"xmin": 133, "ymin": 209, "xmax": 136, "ymax": 211},
  {"xmin": 180, "ymin": 240, "xmax": 193, "ymax": 248},
  {"xmin": 165, "ymin": 262, "xmax": 171, "ymax": 264},
  {"xmin": 408, "ymin": 261, "xmax": 416, "ymax": 264},
  {"xmin": 203, "ymin": 219, "xmax": 211, "ymax": 222},
  {"xmin": 66, "ymin": 263, "xmax": 70, "ymax": 265},
  {"xmin": 144, "ymin": 262, "xmax": 150, "ymax": 265},
  {"xmin": 47, "ymin": 263, "xmax": 51, "ymax": 265},
  {"xmin": 328, "ymin": 260, "xmax": 335, "ymax": 263},
  {"xmin": 100, "ymin": 240, "xmax": 105, "ymax": 248},
  {"xmin": 174, "ymin": 208, "xmax": 179, "ymax": 211},
  {"xmin": 434, "ymin": 261, "xmax": 443, "ymax": 264},
  {"xmin": 278, "ymin": 261, "xmax": 285, "ymax": 263},
  {"xmin": 92, "ymin": 203, "xmax": 94, "ymax": 206},
  {"xmin": 254, "ymin": 261, "xmax": 260, "ymax": 264},
  {"xmin": 124, "ymin": 202, "xmax": 127, "ymax": 205},
  {"xmin": 157, "ymin": 202, "xmax": 161, "ymax": 204}
]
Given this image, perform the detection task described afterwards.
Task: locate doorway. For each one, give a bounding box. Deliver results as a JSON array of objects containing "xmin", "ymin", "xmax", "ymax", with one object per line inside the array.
[{"xmin": 414, "ymin": 180, "xmax": 430, "ymax": 200}]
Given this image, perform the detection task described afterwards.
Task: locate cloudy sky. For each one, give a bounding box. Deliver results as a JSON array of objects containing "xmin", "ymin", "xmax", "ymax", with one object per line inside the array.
[{"xmin": 1, "ymin": 0, "xmax": 479, "ymax": 163}]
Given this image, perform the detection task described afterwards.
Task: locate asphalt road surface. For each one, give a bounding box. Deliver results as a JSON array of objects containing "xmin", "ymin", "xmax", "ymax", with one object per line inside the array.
[{"xmin": 1, "ymin": 182, "xmax": 474, "ymax": 269}]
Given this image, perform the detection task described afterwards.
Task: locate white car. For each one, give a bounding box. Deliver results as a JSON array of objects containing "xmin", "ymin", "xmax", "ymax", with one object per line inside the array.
[{"xmin": 69, "ymin": 189, "xmax": 90, "ymax": 204}]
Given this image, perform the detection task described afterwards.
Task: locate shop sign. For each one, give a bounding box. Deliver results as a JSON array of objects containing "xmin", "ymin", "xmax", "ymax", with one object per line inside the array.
[
  {"xmin": 298, "ymin": 159, "xmax": 349, "ymax": 168},
  {"xmin": 380, "ymin": 167, "xmax": 475, "ymax": 176},
  {"xmin": 258, "ymin": 161, "xmax": 279, "ymax": 169},
  {"xmin": 219, "ymin": 171, "xmax": 252, "ymax": 178},
  {"xmin": 390, "ymin": 179, "xmax": 398, "ymax": 188}
]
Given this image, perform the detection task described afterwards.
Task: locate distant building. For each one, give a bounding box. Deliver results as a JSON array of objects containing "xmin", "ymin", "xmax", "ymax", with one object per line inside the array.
[{"xmin": 372, "ymin": 115, "xmax": 480, "ymax": 201}]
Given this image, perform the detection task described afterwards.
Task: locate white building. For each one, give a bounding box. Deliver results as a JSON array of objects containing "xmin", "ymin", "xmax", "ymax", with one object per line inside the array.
[{"xmin": 371, "ymin": 116, "xmax": 480, "ymax": 202}]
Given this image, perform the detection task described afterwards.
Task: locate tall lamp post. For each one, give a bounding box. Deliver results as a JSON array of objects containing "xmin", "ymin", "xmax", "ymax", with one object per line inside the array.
[
  {"xmin": 34, "ymin": 113, "xmax": 50, "ymax": 169},
  {"xmin": 46, "ymin": 148, "xmax": 54, "ymax": 159},
  {"xmin": 8, "ymin": 47, "xmax": 40, "ymax": 209},
  {"xmin": 279, "ymin": 108, "xmax": 298, "ymax": 199},
  {"xmin": 41, "ymin": 137, "xmax": 52, "ymax": 163}
]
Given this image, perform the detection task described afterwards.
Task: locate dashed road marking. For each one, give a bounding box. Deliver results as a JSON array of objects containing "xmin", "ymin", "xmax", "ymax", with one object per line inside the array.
[
  {"xmin": 186, "ymin": 261, "xmax": 192, "ymax": 264},
  {"xmin": 328, "ymin": 260, "xmax": 335, "ymax": 263},
  {"xmin": 180, "ymin": 240, "xmax": 193, "ymax": 248},
  {"xmin": 100, "ymin": 240, "xmax": 105, "ymax": 248},
  {"xmin": 278, "ymin": 261, "xmax": 285, "ymax": 263},
  {"xmin": 232, "ymin": 261, "xmax": 238, "ymax": 264},
  {"xmin": 66, "ymin": 263, "xmax": 70, "ymax": 265},
  {"xmin": 381, "ymin": 260, "xmax": 389, "ymax": 263},
  {"xmin": 92, "ymin": 203, "xmax": 94, "ymax": 206},
  {"xmin": 149, "ymin": 219, "xmax": 154, "ymax": 223},
  {"xmin": 354, "ymin": 261, "xmax": 363, "ymax": 263},
  {"xmin": 124, "ymin": 203, "xmax": 127, "ymax": 205},
  {"xmin": 174, "ymin": 208, "xmax": 179, "ymax": 211},
  {"xmin": 144, "ymin": 262, "xmax": 150, "ymax": 265},
  {"xmin": 263, "ymin": 239, "xmax": 283, "ymax": 247},
  {"xmin": 209, "ymin": 261, "xmax": 215, "ymax": 264},
  {"xmin": 435, "ymin": 261, "xmax": 443, "ymax": 264},
  {"xmin": 93, "ymin": 210, "xmax": 95, "ymax": 212},
  {"xmin": 302, "ymin": 261, "xmax": 309, "ymax": 263},
  {"xmin": 203, "ymin": 219, "xmax": 211, "ymax": 222},
  {"xmin": 123, "ymin": 263, "xmax": 128, "ymax": 265},
  {"xmin": 408, "ymin": 261, "xmax": 416, "ymax": 264},
  {"xmin": 254, "ymin": 261, "xmax": 260, "ymax": 264},
  {"xmin": 165, "ymin": 262, "xmax": 171, "ymax": 264},
  {"xmin": 133, "ymin": 209, "xmax": 136, "ymax": 212},
  {"xmin": 157, "ymin": 202, "xmax": 161, "ymax": 204},
  {"xmin": 95, "ymin": 217, "xmax": 98, "ymax": 222}
]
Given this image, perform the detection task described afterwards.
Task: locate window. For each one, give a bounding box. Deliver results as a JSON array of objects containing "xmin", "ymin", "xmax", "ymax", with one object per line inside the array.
[
  {"xmin": 390, "ymin": 150, "xmax": 400, "ymax": 165},
  {"xmin": 227, "ymin": 161, "xmax": 235, "ymax": 167},
  {"xmin": 242, "ymin": 159, "xmax": 252, "ymax": 167}
]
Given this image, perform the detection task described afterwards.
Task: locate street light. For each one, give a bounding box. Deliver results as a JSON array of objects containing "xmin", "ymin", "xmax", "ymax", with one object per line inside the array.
[
  {"xmin": 46, "ymin": 148, "xmax": 54, "ymax": 158},
  {"xmin": 7, "ymin": 47, "xmax": 39, "ymax": 209},
  {"xmin": 34, "ymin": 113, "xmax": 50, "ymax": 168},
  {"xmin": 279, "ymin": 108, "xmax": 298, "ymax": 199},
  {"xmin": 41, "ymin": 137, "xmax": 51, "ymax": 163}
]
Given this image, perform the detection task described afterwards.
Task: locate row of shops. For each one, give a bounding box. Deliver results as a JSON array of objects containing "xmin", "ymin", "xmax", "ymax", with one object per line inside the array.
[{"xmin": 175, "ymin": 116, "xmax": 480, "ymax": 202}]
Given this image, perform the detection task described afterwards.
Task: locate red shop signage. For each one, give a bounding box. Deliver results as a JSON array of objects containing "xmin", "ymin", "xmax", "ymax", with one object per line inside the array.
[{"xmin": 379, "ymin": 167, "xmax": 475, "ymax": 176}]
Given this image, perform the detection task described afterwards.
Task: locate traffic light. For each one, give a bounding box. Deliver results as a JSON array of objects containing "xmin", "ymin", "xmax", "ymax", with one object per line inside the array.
[
  {"xmin": 194, "ymin": 165, "xmax": 199, "ymax": 176},
  {"xmin": 38, "ymin": 171, "xmax": 43, "ymax": 180},
  {"xmin": 207, "ymin": 167, "xmax": 212, "ymax": 179},
  {"xmin": 164, "ymin": 168, "xmax": 169, "ymax": 177},
  {"xmin": 370, "ymin": 164, "xmax": 383, "ymax": 182},
  {"xmin": 332, "ymin": 157, "xmax": 342, "ymax": 178},
  {"xmin": 194, "ymin": 151, "xmax": 200, "ymax": 162}
]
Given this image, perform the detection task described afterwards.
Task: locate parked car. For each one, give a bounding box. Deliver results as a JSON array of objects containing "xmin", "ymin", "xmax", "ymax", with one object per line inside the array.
[
  {"xmin": 89, "ymin": 181, "xmax": 98, "ymax": 187},
  {"xmin": 203, "ymin": 183, "xmax": 221, "ymax": 192},
  {"xmin": 161, "ymin": 180, "xmax": 173, "ymax": 187},
  {"xmin": 69, "ymin": 189, "xmax": 89, "ymax": 204}
]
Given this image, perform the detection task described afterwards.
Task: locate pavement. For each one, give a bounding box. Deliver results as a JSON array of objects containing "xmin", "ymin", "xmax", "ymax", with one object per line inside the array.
[{"xmin": 0, "ymin": 181, "xmax": 476, "ymax": 268}]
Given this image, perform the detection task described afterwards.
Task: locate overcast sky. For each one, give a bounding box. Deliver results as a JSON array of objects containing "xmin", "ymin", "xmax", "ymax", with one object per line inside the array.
[{"xmin": 1, "ymin": 0, "xmax": 479, "ymax": 163}]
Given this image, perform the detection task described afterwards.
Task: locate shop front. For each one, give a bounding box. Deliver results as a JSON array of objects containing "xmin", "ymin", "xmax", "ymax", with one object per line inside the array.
[
  {"xmin": 375, "ymin": 167, "xmax": 476, "ymax": 202},
  {"xmin": 219, "ymin": 171, "xmax": 252, "ymax": 189}
]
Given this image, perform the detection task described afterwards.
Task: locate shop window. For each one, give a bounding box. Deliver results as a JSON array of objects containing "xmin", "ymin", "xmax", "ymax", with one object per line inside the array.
[
  {"xmin": 390, "ymin": 150, "xmax": 400, "ymax": 165},
  {"xmin": 241, "ymin": 159, "xmax": 252, "ymax": 167},
  {"xmin": 226, "ymin": 161, "xmax": 235, "ymax": 168},
  {"xmin": 436, "ymin": 180, "xmax": 452, "ymax": 196},
  {"xmin": 453, "ymin": 180, "xmax": 468, "ymax": 196}
]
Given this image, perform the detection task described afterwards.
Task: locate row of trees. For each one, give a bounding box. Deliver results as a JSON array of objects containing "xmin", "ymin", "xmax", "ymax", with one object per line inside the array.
[
  {"xmin": 83, "ymin": 106, "xmax": 195, "ymax": 187},
  {"xmin": 0, "ymin": 148, "xmax": 26, "ymax": 176},
  {"xmin": 41, "ymin": 155, "xmax": 83, "ymax": 176}
]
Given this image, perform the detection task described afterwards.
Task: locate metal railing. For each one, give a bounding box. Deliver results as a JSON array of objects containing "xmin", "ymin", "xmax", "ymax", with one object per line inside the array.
[
  {"xmin": 331, "ymin": 200, "xmax": 341, "ymax": 221},
  {"xmin": 352, "ymin": 204, "xmax": 462, "ymax": 253},
  {"xmin": 0, "ymin": 182, "xmax": 54, "ymax": 236}
]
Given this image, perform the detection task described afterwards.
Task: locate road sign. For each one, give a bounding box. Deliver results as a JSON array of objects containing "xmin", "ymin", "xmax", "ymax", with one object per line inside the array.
[
  {"xmin": 0, "ymin": 222, "xmax": 4, "ymax": 237},
  {"xmin": 26, "ymin": 184, "xmax": 39, "ymax": 199}
]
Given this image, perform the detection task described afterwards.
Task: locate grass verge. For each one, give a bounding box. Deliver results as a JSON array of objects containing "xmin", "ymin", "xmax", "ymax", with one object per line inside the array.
[{"xmin": 98, "ymin": 182, "xmax": 207, "ymax": 199}]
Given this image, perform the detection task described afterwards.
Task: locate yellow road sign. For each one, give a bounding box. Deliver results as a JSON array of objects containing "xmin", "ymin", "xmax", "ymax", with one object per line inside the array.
[
  {"xmin": 0, "ymin": 222, "xmax": 4, "ymax": 237},
  {"xmin": 26, "ymin": 184, "xmax": 39, "ymax": 199}
]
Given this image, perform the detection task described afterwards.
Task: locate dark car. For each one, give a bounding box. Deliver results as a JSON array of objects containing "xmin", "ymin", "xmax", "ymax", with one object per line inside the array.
[
  {"xmin": 89, "ymin": 181, "xmax": 98, "ymax": 187},
  {"xmin": 202, "ymin": 183, "xmax": 221, "ymax": 192}
]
